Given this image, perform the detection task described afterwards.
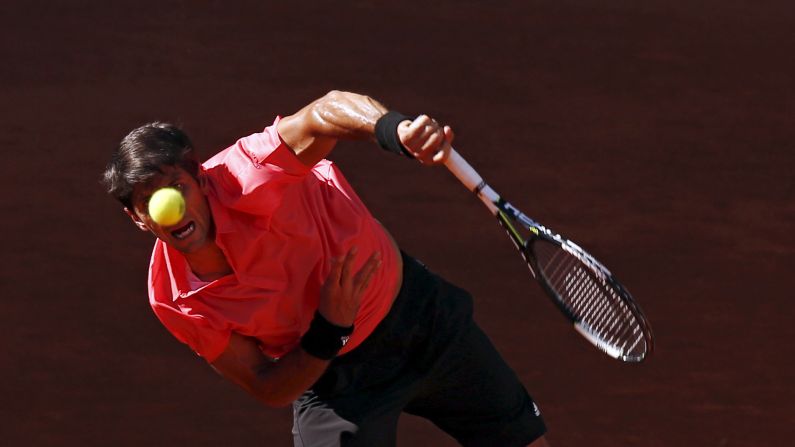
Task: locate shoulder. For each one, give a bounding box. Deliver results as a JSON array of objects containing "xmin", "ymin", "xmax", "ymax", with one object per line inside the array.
[{"xmin": 203, "ymin": 117, "xmax": 284, "ymax": 171}]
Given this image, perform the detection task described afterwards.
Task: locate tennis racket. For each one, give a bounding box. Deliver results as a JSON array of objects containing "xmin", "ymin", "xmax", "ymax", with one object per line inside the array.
[{"xmin": 444, "ymin": 148, "xmax": 654, "ymax": 362}]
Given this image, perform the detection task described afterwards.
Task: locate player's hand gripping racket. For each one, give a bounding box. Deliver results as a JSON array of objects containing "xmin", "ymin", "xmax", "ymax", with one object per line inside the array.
[{"xmin": 444, "ymin": 149, "xmax": 654, "ymax": 362}]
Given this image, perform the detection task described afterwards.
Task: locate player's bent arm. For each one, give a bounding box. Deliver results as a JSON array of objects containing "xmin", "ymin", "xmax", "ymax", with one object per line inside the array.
[
  {"xmin": 211, "ymin": 248, "xmax": 379, "ymax": 407},
  {"xmin": 210, "ymin": 332, "xmax": 329, "ymax": 408},
  {"xmin": 277, "ymin": 90, "xmax": 388, "ymax": 167}
]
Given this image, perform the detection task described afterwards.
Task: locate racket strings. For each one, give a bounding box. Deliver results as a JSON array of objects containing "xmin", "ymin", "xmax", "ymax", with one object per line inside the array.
[
  {"xmin": 534, "ymin": 242, "xmax": 647, "ymax": 358},
  {"xmin": 566, "ymin": 272, "xmax": 637, "ymax": 349}
]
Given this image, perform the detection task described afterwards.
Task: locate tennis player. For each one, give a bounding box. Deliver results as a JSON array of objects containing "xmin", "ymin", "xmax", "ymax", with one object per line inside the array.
[{"xmin": 103, "ymin": 90, "xmax": 549, "ymax": 446}]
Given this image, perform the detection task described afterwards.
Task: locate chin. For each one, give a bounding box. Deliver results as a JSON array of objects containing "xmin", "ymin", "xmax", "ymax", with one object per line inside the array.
[
  {"xmin": 176, "ymin": 236, "xmax": 208, "ymax": 254},
  {"xmin": 160, "ymin": 230, "xmax": 202, "ymax": 253}
]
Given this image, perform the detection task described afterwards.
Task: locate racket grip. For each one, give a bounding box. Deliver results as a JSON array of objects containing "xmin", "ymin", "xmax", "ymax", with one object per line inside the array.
[
  {"xmin": 444, "ymin": 148, "xmax": 500, "ymax": 210},
  {"xmin": 444, "ymin": 148, "xmax": 483, "ymax": 192}
]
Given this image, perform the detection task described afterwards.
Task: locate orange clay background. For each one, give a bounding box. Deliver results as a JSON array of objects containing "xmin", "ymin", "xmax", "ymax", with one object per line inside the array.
[{"xmin": 2, "ymin": 1, "xmax": 793, "ymax": 446}]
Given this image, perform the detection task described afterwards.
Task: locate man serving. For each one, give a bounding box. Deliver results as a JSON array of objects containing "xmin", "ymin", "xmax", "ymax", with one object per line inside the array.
[{"xmin": 103, "ymin": 91, "xmax": 549, "ymax": 446}]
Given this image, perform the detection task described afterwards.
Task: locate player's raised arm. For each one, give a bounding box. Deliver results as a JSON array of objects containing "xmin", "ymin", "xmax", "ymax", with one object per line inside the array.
[
  {"xmin": 277, "ymin": 90, "xmax": 453, "ymax": 167},
  {"xmin": 277, "ymin": 90, "xmax": 388, "ymax": 167}
]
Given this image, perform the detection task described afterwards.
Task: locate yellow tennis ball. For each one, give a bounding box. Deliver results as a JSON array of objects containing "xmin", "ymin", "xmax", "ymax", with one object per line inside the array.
[{"xmin": 148, "ymin": 187, "xmax": 186, "ymax": 226}]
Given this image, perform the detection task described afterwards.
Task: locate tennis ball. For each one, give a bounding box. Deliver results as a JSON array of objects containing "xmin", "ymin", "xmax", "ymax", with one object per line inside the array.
[{"xmin": 148, "ymin": 187, "xmax": 186, "ymax": 226}]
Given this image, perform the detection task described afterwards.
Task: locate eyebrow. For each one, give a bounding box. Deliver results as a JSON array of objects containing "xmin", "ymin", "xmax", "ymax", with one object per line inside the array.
[
  {"xmin": 156, "ymin": 169, "xmax": 182, "ymax": 187},
  {"xmin": 138, "ymin": 170, "xmax": 183, "ymax": 204}
]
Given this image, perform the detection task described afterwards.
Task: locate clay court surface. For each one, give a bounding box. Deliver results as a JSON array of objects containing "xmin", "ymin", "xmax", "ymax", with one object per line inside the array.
[{"xmin": 2, "ymin": 1, "xmax": 793, "ymax": 445}]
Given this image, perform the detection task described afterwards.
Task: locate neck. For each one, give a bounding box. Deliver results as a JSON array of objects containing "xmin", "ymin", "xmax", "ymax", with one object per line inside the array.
[{"xmin": 185, "ymin": 241, "xmax": 233, "ymax": 281}]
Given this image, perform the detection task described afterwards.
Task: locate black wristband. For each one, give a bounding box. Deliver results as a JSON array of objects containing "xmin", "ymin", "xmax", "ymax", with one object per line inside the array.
[
  {"xmin": 375, "ymin": 111, "xmax": 415, "ymax": 158},
  {"xmin": 300, "ymin": 311, "xmax": 354, "ymax": 360}
]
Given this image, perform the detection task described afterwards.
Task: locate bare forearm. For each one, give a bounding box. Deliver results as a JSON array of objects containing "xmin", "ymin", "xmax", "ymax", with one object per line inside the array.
[
  {"xmin": 310, "ymin": 90, "xmax": 388, "ymax": 139},
  {"xmin": 212, "ymin": 250, "xmax": 380, "ymax": 408},
  {"xmin": 211, "ymin": 333, "xmax": 330, "ymax": 408},
  {"xmin": 247, "ymin": 248, "xmax": 379, "ymax": 407},
  {"xmin": 277, "ymin": 90, "xmax": 389, "ymax": 166},
  {"xmin": 250, "ymin": 348, "xmax": 329, "ymax": 407}
]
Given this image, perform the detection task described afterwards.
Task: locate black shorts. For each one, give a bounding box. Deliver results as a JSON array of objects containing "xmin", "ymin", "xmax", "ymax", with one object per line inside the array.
[{"xmin": 292, "ymin": 253, "xmax": 546, "ymax": 447}]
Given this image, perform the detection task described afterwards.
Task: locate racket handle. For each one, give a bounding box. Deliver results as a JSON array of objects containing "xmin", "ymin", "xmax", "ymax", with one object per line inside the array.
[{"xmin": 444, "ymin": 148, "xmax": 500, "ymax": 212}]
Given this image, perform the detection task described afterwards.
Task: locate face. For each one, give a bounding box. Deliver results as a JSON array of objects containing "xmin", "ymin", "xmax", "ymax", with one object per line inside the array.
[{"xmin": 125, "ymin": 165, "xmax": 214, "ymax": 254}]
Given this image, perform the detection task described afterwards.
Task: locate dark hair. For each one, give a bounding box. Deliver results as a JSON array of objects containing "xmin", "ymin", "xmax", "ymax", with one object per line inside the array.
[{"xmin": 103, "ymin": 122, "xmax": 199, "ymax": 208}]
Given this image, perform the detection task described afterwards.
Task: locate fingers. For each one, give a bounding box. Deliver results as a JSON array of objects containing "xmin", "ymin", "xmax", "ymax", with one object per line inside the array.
[
  {"xmin": 339, "ymin": 246, "xmax": 358, "ymax": 287},
  {"xmin": 318, "ymin": 249, "xmax": 382, "ymax": 327},
  {"xmin": 324, "ymin": 254, "xmax": 344, "ymax": 289},
  {"xmin": 334, "ymin": 246, "xmax": 380, "ymax": 294},
  {"xmin": 353, "ymin": 251, "xmax": 382, "ymax": 294},
  {"xmin": 399, "ymin": 115, "xmax": 454, "ymax": 165},
  {"xmin": 431, "ymin": 126, "xmax": 454, "ymax": 165},
  {"xmin": 403, "ymin": 116, "xmax": 441, "ymax": 163}
]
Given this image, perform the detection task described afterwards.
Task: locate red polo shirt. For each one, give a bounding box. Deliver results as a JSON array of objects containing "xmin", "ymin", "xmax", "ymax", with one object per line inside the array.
[{"xmin": 147, "ymin": 118, "xmax": 402, "ymax": 362}]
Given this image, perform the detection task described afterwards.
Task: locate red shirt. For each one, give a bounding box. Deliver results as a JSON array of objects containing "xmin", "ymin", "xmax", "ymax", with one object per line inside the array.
[{"xmin": 147, "ymin": 118, "xmax": 402, "ymax": 362}]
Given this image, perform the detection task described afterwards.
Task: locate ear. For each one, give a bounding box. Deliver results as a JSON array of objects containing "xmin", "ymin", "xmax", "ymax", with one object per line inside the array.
[{"xmin": 124, "ymin": 207, "xmax": 149, "ymax": 232}]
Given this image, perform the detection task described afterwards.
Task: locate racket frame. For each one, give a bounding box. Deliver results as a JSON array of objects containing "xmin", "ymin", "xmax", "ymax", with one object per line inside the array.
[{"xmin": 444, "ymin": 148, "xmax": 654, "ymax": 362}]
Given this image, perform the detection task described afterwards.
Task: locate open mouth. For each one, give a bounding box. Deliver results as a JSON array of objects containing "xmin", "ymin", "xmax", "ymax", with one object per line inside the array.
[{"xmin": 171, "ymin": 221, "xmax": 195, "ymax": 240}]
